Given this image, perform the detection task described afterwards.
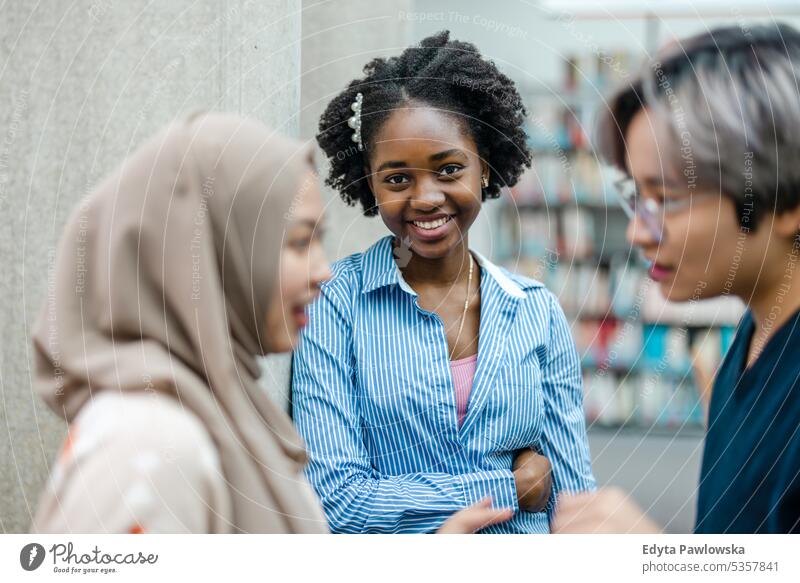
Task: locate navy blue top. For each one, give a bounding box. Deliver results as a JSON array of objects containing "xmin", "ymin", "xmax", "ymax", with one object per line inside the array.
[{"xmin": 695, "ymin": 308, "xmax": 800, "ymax": 533}]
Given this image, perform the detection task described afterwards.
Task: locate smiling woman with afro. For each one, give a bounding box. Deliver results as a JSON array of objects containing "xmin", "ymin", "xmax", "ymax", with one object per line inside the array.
[{"xmin": 292, "ymin": 30, "xmax": 596, "ymax": 535}]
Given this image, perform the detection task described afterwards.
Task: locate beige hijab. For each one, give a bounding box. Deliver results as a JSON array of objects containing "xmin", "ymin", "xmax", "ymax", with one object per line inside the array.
[{"xmin": 31, "ymin": 112, "xmax": 328, "ymax": 533}]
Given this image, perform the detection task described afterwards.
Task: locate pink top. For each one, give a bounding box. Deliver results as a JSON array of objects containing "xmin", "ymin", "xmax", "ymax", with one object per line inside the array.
[{"xmin": 450, "ymin": 353, "xmax": 478, "ymax": 427}]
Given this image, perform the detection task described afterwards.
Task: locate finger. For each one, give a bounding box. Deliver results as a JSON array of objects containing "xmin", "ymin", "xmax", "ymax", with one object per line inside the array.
[
  {"xmin": 436, "ymin": 500, "xmax": 511, "ymax": 534},
  {"xmin": 469, "ymin": 496, "xmax": 494, "ymax": 509},
  {"xmin": 461, "ymin": 507, "xmax": 513, "ymax": 531}
]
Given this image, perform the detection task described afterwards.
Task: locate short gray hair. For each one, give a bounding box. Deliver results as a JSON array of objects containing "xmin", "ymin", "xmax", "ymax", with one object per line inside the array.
[{"xmin": 596, "ymin": 22, "xmax": 800, "ymax": 229}]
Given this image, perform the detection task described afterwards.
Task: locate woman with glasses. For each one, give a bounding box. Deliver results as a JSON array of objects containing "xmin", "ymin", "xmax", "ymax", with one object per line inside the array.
[{"xmin": 553, "ymin": 23, "xmax": 800, "ymax": 534}]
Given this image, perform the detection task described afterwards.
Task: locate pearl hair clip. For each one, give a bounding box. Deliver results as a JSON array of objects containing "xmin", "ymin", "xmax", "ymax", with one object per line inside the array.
[{"xmin": 348, "ymin": 92, "xmax": 364, "ymax": 151}]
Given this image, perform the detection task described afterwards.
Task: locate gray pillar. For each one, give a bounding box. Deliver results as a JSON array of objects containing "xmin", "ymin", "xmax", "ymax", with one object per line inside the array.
[
  {"xmin": 300, "ymin": 0, "xmax": 414, "ymax": 261},
  {"xmin": 0, "ymin": 0, "xmax": 301, "ymax": 533}
]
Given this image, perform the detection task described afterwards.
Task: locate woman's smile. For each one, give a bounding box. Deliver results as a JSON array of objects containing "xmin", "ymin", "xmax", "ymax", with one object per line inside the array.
[
  {"xmin": 289, "ymin": 304, "xmax": 307, "ymax": 329},
  {"xmin": 407, "ymin": 212, "xmax": 456, "ymax": 242}
]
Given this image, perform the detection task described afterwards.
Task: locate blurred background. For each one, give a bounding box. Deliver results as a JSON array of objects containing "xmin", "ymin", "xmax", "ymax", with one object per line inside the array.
[{"xmin": 3, "ymin": 0, "xmax": 800, "ymax": 533}]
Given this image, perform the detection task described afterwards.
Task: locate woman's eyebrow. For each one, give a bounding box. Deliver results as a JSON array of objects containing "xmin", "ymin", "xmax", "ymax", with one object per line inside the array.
[
  {"xmin": 375, "ymin": 160, "xmax": 407, "ymax": 172},
  {"xmin": 374, "ymin": 149, "xmax": 468, "ymax": 173},
  {"xmin": 640, "ymin": 175, "xmax": 682, "ymax": 190},
  {"xmin": 289, "ymin": 218, "xmax": 324, "ymax": 231},
  {"xmin": 429, "ymin": 148, "xmax": 468, "ymax": 162}
]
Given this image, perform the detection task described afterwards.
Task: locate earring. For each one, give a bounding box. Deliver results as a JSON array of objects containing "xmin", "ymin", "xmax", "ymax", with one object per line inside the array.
[{"xmin": 481, "ymin": 175, "xmax": 489, "ymax": 188}]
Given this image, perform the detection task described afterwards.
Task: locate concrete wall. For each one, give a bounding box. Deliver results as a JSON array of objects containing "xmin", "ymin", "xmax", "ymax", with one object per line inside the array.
[{"xmin": 0, "ymin": 0, "xmax": 302, "ymax": 533}]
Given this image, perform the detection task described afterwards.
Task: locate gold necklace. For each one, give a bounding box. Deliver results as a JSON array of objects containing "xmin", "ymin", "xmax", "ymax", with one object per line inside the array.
[{"xmin": 450, "ymin": 253, "xmax": 474, "ymax": 361}]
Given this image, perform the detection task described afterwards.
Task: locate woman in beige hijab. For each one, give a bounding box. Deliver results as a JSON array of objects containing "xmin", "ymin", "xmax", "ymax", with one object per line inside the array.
[{"xmin": 31, "ymin": 112, "xmax": 510, "ymax": 534}]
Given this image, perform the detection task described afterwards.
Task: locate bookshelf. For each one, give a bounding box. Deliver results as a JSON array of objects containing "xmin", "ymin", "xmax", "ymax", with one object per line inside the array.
[{"xmin": 497, "ymin": 50, "xmax": 744, "ymax": 435}]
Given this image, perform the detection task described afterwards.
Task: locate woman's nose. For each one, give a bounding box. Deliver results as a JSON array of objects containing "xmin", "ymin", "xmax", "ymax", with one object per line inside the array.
[
  {"xmin": 408, "ymin": 177, "xmax": 446, "ymax": 210},
  {"xmin": 310, "ymin": 245, "xmax": 332, "ymax": 288},
  {"xmin": 626, "ymin": 213, "xmax": 660, "ymax": 249}
]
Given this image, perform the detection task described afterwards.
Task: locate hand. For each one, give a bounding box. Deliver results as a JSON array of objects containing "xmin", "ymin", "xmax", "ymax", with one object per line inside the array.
[
  {"xmin": 512, "ymin": 449, "xmax": 552, "ymax": 512},
  {"xmin": 551, "ymin": 488, "xmax": 662, "ymax": 533},
  {"xmin": 437, "ymin": 497, "xmax": 513, "ymax": 534}
]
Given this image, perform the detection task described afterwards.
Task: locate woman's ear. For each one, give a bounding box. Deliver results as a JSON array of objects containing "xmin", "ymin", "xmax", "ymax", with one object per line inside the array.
[
  {"xmin": 480, "ymin": 160, "xmax": 489, "ymax": 182},
  {"xmin": 774, "ymin": 203, "xmax": 800, "ymax": 239}
]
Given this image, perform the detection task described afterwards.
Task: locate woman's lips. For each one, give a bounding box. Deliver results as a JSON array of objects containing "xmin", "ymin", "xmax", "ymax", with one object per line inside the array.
[
  {"xmin": 649, "ymin": 263, "xmax": 673, "ymax": 282},
  {"xmin": 292, "ymin": 306, "xmax": 309, "ymax": 329},
  {"xmin": 407, "ymin": 215, "xmax": 454, "ymax": 242}
]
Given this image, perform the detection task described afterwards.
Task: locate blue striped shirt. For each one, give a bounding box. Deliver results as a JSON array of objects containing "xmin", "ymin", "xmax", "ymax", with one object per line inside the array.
[{"xmin": 292, "ymin": 235, "xmax": 595, "ymax": 533}]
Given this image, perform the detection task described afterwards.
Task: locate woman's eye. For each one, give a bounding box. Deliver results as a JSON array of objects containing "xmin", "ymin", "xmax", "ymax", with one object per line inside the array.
[
  {"xmin": 289, "ymin": 238, "xmax": 312, "ymax": 251},
  {"xmin": 385, "ymin": 174, "xmax": 409, "ymax": 185},
  {"xmin": 438, "ymin": 164, "xmax": 463, "ymax": 177}
]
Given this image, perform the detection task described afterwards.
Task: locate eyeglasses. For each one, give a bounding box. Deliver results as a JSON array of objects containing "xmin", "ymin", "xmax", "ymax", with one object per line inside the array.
[{"xmin": 613, "ymin": 177, "xmax": 716, "ymax": 243}]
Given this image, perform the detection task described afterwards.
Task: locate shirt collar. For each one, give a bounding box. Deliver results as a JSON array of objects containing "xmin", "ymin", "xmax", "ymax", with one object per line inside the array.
[{"xmin": 360, "ymin": 235, "xmax": 538, "ymax": 299}]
